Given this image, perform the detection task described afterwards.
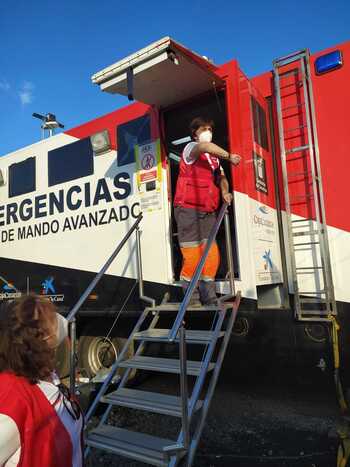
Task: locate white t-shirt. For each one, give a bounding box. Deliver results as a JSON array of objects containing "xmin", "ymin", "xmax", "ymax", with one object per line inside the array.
[
  {"xmin": 0, "ymin": 378, "xmax": 83, "ymax": 467},
  {"xmin": 182, "ymin": 142, "xmax": 224, "ymax": 174}
]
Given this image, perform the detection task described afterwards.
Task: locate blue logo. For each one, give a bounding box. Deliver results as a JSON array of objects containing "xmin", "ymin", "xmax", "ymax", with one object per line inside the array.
[
  {"xmin": 258, "ymin": 205, "xmax": 269, "ymax": 214},
  {"xmin": 3, "ymin": 283, "xmax": 15, "ymax": 292},
  {"xmin": 263, "ymin": 250, "xmax": 273, "ymax": 270},
  {"xmin": 42, "ymin": 277, "xmax": 55, "ymax": 295}
]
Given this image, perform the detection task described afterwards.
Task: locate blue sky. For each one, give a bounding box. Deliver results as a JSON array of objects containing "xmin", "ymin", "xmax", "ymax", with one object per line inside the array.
[{"xmin": 0, "ymin": 0, "xmax": 349, "ymax": 156}]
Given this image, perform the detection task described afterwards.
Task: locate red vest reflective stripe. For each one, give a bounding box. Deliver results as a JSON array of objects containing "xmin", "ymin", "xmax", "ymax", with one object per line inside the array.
[
  {"xmin": 0, "ymin": 372, "xmax": 73, "ymax": 467},
  {"xmin": 174, "ymin": 151, "xmax": 221, "ymax": 212}
]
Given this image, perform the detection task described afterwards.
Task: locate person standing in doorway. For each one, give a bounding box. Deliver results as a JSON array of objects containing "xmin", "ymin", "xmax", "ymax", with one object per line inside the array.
[{"xmin": 174, "ymin": 117, "xmax": 241, "ymax": 305}]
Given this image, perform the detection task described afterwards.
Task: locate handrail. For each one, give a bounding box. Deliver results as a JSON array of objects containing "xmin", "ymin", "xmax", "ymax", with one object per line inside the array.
[
  {"xmin": 67, "ymin": 213, "xmax": 143, "ymax": 322},
  {"xmin": 67, "ymin": 213, "xmax": 143, "ymax": 394},
  {"xmin": 136, "ymin": 227, "xmax": 156, "ymax": 307},
  {"xmin": 168, "ymin": 202, "xmax": 229, "ymax": 341}
]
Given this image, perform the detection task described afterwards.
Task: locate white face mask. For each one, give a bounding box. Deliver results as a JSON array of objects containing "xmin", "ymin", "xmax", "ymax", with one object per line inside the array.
[
  {"xmin": 56, "ymin": 313, "xmax": 68, "ymax": 346},
  {"xmin": 198, "ymin": 130, "xmax": 212, "ymax": 143}
]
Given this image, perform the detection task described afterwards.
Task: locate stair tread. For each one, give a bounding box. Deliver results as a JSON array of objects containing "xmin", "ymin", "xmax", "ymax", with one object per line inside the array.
[
  {"xmin": 86, "ymin": 425, "xmax": 174, "ymax": 467},
  {"xmin": 299, "ymin": 309, "xmax": 330, "ymax": 315},
  {"xmin": 119, "ymin": 356, "xmax": 214, "ymax": 375},
  {"xmin": 102, "ymin": 387, "xmax": 203, "ymax": 417},
  {"xmin": 134, "ymin": 328, "xmax": 224, "ymax": 344},
  {"xmin": 149, "ymin": 302, "xmax": 234, "ymax": 312}
]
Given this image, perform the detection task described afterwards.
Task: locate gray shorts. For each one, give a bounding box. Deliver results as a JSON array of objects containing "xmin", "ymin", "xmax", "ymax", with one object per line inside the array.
[{"xmin": 174, "ymin": 206, "xmax": 217, "ymax": 247}]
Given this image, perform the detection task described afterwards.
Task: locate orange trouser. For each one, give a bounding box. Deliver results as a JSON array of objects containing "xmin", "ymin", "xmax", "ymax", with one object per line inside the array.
[{"xmin": 180, "ymin": 242, "xmax": 220, "ymax": 282}]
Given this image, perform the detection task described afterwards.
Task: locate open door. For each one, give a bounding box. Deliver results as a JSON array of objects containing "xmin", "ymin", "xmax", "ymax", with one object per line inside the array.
[
  {"xmin": 91, "ymin": 37, "xmax": 224, "ymax": 107},
  {"xmin": 92, "ymin": 37, "xmax": 236, "ymax": 288}
]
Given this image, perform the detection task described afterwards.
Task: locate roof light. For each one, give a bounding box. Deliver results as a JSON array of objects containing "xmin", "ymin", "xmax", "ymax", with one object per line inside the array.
[
  {"xmin": 90, "ymin": 130, "xmax": 111, "ymax": 155},
  {"xmin": 315, "ymin": 50, "xmax": 343, "ymax": 75}
]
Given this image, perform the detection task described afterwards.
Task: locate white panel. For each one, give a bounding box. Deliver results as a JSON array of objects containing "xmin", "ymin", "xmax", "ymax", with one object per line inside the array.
[
  {"xmin": 230, "ymin": 191, "xmax": 257, "ymax": 300},
  {"xmin": 249, "ymin": 199, "xmax": 283, "ymax": 285},
  {"xmin": 92, "ymin": 37, "xmax": 223, "ymax": 108},
  {"xmin": 0, "ymin": 147, "xmax": 173, "ymax": 286},
  {"xmin": 280, "ymin": 212, "xmax": 350, "ymax": 303}
]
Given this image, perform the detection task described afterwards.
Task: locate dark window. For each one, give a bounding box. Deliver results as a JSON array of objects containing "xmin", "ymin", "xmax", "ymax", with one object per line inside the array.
[
  {"xmin": 9, "ymin": 157, "xmax": 36, "ymax": 198},
  {"xmin": 117, "ymin": 115, "xmax": 151, "ymax": 166},
  {"xmin": 48, "ymin": 138, "xmax": 94, "ymax": 187},
  {"xmin": 251, "ymin": 97, "xmax": 269, "ymax": 151}
]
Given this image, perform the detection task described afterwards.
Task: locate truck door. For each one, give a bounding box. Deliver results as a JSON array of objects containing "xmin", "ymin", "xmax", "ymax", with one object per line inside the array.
[
  {"xmin": 248, "ymin": 88, "xmax": 285, "ymax": 303},
  {"xmin": 92, "ymin": 38, "xmax": 235, "ymax": 284}
]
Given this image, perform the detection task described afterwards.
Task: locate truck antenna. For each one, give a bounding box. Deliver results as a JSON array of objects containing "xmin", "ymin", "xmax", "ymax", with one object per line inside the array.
[{"xmin": 32, "ymin": 112, "xmax": 64, "ymax": 139}]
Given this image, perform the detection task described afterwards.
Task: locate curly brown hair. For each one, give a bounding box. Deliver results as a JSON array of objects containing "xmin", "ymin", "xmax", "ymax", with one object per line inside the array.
[{"xmin": 0, "ymin": 294, "xmax": 57, "ymax": 383}]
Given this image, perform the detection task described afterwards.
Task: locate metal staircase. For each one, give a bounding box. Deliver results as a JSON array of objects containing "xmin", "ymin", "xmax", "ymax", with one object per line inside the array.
[
  {"xmin": 273, "ymin": 49, "xmax": 336, "ymax": 321},
  {"xmin": 82, "ymin": 203, "xmax": 241, "ymax": 466}
]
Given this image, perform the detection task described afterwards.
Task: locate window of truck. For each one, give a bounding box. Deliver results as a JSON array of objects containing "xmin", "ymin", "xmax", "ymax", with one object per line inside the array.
[
  {"xmin": 117, "ymin": 115, "xmax": 151, "ymax": 167},
  {"xmin": 251, "ymin": 96, "xmax": 269, "ymax": 151},
  {"xmin": 48, "ymin": 137, "xmax": 94, "ymax": 187},
  {"xmin": 9, "ymin": 157, "xmax": 36, "ymax": 198}
]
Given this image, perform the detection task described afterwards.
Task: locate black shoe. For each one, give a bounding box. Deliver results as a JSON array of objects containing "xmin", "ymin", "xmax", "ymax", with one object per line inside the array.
[
  {"xmin": 199, "ymin": 281, "xmax": 217, "ymax": 306},
  {"xmin": 181, "ymin": 280, "xmax": 201, "ymax": 307}
]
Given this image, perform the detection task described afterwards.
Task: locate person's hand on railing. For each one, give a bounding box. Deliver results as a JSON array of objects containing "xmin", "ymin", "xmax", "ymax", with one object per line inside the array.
[{"xmin": 222, "ymin": 193, "xmax": 233, "ymax": 204}]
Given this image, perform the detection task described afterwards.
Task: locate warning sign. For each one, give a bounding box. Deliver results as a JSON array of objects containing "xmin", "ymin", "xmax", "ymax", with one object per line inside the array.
[
  {"xmin": 135, "ymin": 140, "xmax": 163, "ymax": 212},
  {"xmin": 141, "ymin": 153, "xmax": 155, "ymax": 170},
  {"xmin": 135, "ymin": 140, "xmax": 162, "ymax": 187}
]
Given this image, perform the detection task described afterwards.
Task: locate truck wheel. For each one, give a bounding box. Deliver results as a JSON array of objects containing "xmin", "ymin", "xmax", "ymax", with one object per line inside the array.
[
  {"xmin": 55, "ymin": 337, "xmax": 71, "ymax": 380},
  {"xmin": 78, "ymin": 326, "xmax": 135, "ymax": 381}
]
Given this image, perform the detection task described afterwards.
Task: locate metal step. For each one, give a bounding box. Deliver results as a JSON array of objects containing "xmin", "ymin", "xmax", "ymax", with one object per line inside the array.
[
  {"xmin": 298, "ymin": 290, "xmax": 325, "ymax": 294},
  {"xmin": 291, "ymin": 218, "xmax": 313, "ymax": 223},
  {"xmin": 300, "ymin": 297, "xmax": 327, "ymax": 303},
  {"xmin": 292, "ymin": 230, "xmax": 320, "ymax": 237},
  {"xmin": 134, "ymin": 328, "xmax": 224, "ymax": 344},
  {"xmin": 282, "ymin": 102, "xmax": 305, "ymax": 112},
  {"xmin": 296, "ymin": 316, "xmax": 331, "ymax": 322},
  {"xmin": 149, "ymin": 302, "xmax": 233, "ymax": 312},
  {"xmin": 296, "ymin": 266, "xmax": 323, "ymax": 269},
  {"xmin": 294, "ymin": 241, "xmax": 320, "ymax": 246},
  {"xmin": 101, "ymin": 387, "xmax": 203, "ymax": 417},
  {"xmin": 286, "ymin": 144, "xmax": 310, "ymax": 154},
  {"xmin": 119, "ymin": 356, "xmax": 214, "ymax": 375},
  {"xmin": 86, "ymin": 425, "xmax": 176, "ymax": 467},
  {"xmin": 298, "ymin": 309, "xmax": 329, "ymax": 316}
]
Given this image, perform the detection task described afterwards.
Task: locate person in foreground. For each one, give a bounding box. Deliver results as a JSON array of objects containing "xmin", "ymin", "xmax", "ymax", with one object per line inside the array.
[
  {"xmin": 0, "ymin": 294, "xmax": 83, "ymax": 467},
  {"xmin": 174, "ymin": 116, "xmax": 241, "ymax": 305}
]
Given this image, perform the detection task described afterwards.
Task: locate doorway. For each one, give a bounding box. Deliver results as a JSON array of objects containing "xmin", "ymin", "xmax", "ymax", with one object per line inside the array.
[{"xmin": 161, "ymin": 90, "xmax": 239, "ymax": 282}]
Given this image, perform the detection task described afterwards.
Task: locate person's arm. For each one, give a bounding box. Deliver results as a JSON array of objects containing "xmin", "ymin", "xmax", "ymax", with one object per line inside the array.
[
  {"xmin": 0, "ymin": 414, "xmax": 20, "ymax": 465},
  {"xmin": 190, "ymin": 142, "xmax": 241, "ymax": 165},
  {"xmin": 219, "ymin": 175, "xmax": 233, "ymax": 204}
]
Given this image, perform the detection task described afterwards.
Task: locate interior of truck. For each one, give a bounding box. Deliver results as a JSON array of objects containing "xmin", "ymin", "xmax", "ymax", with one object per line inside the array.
[{"xmin": 160, "ymin": 90, "xmax": 239, "ymax": 282}]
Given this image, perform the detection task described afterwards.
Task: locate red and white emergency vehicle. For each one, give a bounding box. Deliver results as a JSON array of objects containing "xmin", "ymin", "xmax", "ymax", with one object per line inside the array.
[{"xmin": 0, "ymin": 37, "xmax": 349, "ymax": 379}]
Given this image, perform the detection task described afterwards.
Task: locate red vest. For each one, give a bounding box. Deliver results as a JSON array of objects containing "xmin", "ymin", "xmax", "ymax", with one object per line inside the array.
[
  {"xmin": 0, "ymin": 372, "xmax": 73, "ymax": 467},
  {"xmin": 174, "ymin": 151, "xmax": 221, "ymax": 212}
]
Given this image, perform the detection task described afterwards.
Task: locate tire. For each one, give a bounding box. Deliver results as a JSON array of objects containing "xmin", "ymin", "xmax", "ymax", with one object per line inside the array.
[
  {"xmin": 77, "ymin": 323, "xmax": 135, "ymax": 381},
  {"xmin": 55, "ymin": 337, "xmax": 71, "ymax": 380}
]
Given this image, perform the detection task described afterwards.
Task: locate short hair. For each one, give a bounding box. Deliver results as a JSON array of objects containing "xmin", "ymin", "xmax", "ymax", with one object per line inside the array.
[
  {"xmin": 189, "ymin": 117, "xmax": 214, "ymax": 140},
  {"xmin": 0, "ymin": 294, "xmax": 57, "ymax": 383}
]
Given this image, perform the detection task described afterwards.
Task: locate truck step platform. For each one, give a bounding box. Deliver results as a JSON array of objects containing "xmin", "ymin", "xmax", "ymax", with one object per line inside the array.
[
  {"xmin": 118, "ymin": 356, "xmax": 214, "ymax": 375},
  {"xmin": 86, "ymin": 425, "xmax": 177, "ymax": 467},
  {"xmin": 134, "ymin": 328, "xmax": 224, "ymax": 344},
  {"xmin": 149, "ymin": 302, "xmax": 234, "ymax": 312},
  {"xmin": 101, "ymin": 387, "xmax": 203, "ymax": 417}
]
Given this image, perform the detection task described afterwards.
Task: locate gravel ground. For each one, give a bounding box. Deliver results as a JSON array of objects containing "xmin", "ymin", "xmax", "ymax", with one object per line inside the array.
[{"xmin": 84, "ymin": 362, "xmax": 341, "ymax": 467}]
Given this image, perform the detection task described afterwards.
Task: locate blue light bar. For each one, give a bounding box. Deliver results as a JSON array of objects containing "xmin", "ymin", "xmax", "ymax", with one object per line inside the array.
[{"xmin": 315, "ymin": 50, "xmax": 343, "ymax": 75}]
